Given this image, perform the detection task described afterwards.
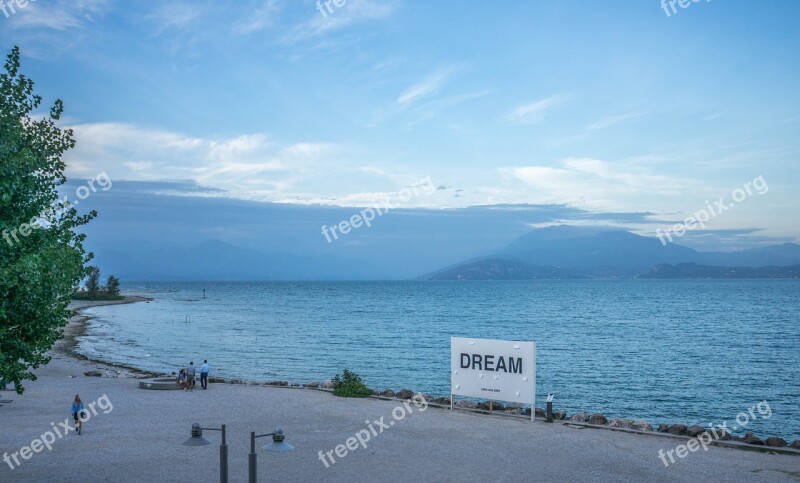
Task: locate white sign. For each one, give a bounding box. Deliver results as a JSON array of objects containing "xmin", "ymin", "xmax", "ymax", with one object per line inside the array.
[{"xmin": 451, "ymin": 337, "xmax": 536, "ymax": 409}]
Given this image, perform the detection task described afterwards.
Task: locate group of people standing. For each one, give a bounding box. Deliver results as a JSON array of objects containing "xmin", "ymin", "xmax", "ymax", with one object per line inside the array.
[{"xmin": 177, "ymin": 360, "xmax": 211, "ymax": 391}]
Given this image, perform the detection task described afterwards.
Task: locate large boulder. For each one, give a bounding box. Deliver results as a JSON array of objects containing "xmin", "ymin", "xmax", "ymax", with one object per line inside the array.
[
  {"xmin": 606, "ymin": 418, "xmax": 651, "ymax": 431},
  {"xmin": 477, "ymin": 401, "xmax": 505, "ymax": 411},
  {"xmin": 589, "ymin": 413, "xmax": 608, "ymax": 425},
  {"xmin": 765, "ymin": 437, "xmax": 787, "ymax": 447},
  {"xmin": 667, "ymin": 424, "xmax": 688, "ymax": 435},
  {"xmin": 606, "ymin": 418, "xmax": 631, "ymax": 429},
  {"xmin": 711, "ymin": 428, "xmax": 730, "ymax": 440},
  {"xmin": 534, "ymin": 408, "xmax": 546, "ymax": 418},
  {"xmin": 456, "ymin": 400, "xmax": 476, "ymax": 409},
  {"xmin": 687, "ymin": 425, "xmax": 705, "ymax": 437},
  {"xmin": 552, "ymin": 410, "xmax": 567, "ymax": 421},
  {"xmin": 380, "ymin": 388, "xmax": 396, "ymax": 398},
  {"xmin": 657, "ymin": 424, "xmax": 670, "ymax": 433},
  {"xmin": 304, "ymin": 381, "xmax": 320, "ymax": 388},
  {"xmin": 631, "ymin": 420, "xmax": 654, "ymax": 432},
  {"xmin": 790, "ymin": 440, "xmax": 800, "ymax": 449},
  {"xmin": 395, "ymin": 389, "xmax": 415, "ymax": 400},
  {"xmin": 742, "ymin": 432, "xmax": 764, "ymax": 445},
  {"xmin": 570, "ymin": 412, "xmax": 590, "ymax": 423}
]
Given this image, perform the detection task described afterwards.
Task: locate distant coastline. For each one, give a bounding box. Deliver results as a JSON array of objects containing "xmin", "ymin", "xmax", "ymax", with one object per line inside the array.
[{"xmin": 57, "ymin": 295, "xmax": 154, "ymax": 376}]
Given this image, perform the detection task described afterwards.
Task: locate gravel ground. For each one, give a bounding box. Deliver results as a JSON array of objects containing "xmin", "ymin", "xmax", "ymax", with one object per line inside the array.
[{"xmin": 1, "ymin": 354, "xmax": 798, "ymax": 483}]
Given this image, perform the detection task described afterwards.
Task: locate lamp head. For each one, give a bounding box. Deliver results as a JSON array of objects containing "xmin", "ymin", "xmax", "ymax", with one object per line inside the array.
[
  {"xmin": 182, "ymin": 423, "xmax": 212, "ymax": 446},
  {"xmin": 263, "ymin": 428, "xmax": 294, "ymax": 452}
]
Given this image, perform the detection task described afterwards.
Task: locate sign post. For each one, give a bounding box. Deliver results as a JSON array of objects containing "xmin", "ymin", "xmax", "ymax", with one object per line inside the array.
[{"xmin": 450, "ymin": 337, "xmax": 536, "ymax": 421}]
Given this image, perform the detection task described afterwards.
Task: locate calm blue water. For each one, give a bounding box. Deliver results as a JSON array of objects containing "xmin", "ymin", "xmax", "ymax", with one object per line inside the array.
[{"xmin": 78, "ymin": 280, "xmax": 800, "ymax": 441}]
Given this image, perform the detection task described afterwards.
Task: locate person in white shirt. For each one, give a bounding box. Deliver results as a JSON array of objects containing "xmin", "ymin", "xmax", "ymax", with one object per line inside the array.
[{"xmin": 200, "ymin": 360, "xmax": 210, "ymax": 390}]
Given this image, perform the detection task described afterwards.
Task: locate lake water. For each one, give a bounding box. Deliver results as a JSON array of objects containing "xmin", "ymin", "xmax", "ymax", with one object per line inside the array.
[{"xmin": 77, "ymin": 280, "xmax": 800, "ymax": 441}]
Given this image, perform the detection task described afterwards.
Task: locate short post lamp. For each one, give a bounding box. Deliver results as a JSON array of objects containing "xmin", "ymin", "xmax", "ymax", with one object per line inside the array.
[
  {"xmin": 248, "ymin": 428, "xmax": 294, "ymax": 483},
  {"xmin": 183, "ymin": 423, "xmax": 229, "ymax": 483}
]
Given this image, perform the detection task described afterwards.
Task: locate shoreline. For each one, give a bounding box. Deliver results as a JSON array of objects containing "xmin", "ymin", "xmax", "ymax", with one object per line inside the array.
[
  {"xmin": 8, "ymin": 355, "xmax": 800, "ymax": 481},
  {"xmin": 57, "ymin": 295, "xmax": 158, "ymax": 378},
  {"xmin": 60, "ymin": 295, "xmax": 800, "ymax": 451}
]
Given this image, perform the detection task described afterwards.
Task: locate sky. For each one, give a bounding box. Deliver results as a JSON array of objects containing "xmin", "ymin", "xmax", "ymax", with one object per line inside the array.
[{"xmin": 2, "ymin": 0, "xmax": 799, "ymax": 255}]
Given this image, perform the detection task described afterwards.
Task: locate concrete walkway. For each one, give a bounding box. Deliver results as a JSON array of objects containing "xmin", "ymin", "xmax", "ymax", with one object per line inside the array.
[{"xmin": 1, "ymin": 355, "xmax": 798, "ymax": 482}]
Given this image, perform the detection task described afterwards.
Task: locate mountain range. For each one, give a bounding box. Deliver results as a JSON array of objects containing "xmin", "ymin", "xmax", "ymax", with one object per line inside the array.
[
  {"xmin": 92, "ymin": 226, "xmax": 800, "ymax": 281},
  {"xmin": 423, "ymin": 226, "xmax": 800, "ymax": 280},
  {"xmin": 94, "ymin": 240, "xmax": 385, "ymax": 281}
]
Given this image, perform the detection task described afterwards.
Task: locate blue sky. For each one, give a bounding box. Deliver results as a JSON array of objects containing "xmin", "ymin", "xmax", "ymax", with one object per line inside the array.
[{"xmin": 2, "ymin": 0, "xmax": 799, "ymax": 249}]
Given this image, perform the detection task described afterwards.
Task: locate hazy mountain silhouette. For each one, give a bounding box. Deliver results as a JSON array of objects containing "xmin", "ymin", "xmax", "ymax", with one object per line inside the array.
[
  {"xmin": 94, "ymin": 239, "xmax": 386, "ymax": 281},
  {"xmin": 89, "ymin": 224, "xmax": 800, "ymax": 281},
  {"xmin": 424, "ymin": 226, "xmax": 800, "ymax": 279}
]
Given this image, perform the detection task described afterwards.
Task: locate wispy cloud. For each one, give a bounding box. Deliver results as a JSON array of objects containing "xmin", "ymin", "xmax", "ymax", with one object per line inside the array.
[
  {"xmin": 507, "ymin": 95, "xmax": 565, "ymax": 125},
  {"xmin": 403, "ymin": 89, "xmax": 493, "ymax": 126},
  {"xmin": 236, "ymin": 0, "xmax": 281, "ymax": 34},
  {"xmin": 502, "ymin": 157, "xmax": 700, "ymax": 210},
  {"xmin": 283, "ymin": 0, "xmax": 395, "ymax": 42},
  {"xmin": 10, "ymin": 0, "xmax": 110, "ymax": 30},
  {"xmin": 144, "ymin": 2, "xmax": 205, "ymax": 35},
  {"xmin": 397, "ymin": 67, "xmax": 454, "ymax": 108},
  {"xmin": 586, "ymin": 111, "xmax": 642, "ymax": 131},
  {"xmin": 63, "ymin": 122, "xmax": 443, "ymax": 207},
  {"xmin": 63, "ymin": 123, "xmax": 334, "ymax": 198}
]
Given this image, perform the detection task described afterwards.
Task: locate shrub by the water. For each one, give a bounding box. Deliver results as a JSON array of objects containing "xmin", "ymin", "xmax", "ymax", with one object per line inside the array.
[{"xmin": 332, "ymin": 369, "xmax": 371, "ymax": 398}]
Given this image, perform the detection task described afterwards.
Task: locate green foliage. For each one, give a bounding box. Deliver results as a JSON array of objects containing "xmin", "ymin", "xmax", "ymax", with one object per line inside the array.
[
  {"xmin": 332, "ymin": 368, "xmax": 372, "ymax": 398},
  {"xmin": 105, "ymin": 274, "xmax": 120, "ymax": 296},
  {"xmin": 85, "ymin": 266, "xmax": 100, "ymax": 296},
  {"xmin": 72, "ymin": 269, "xmax": 121, "ymax": 300},
  {"xmin": 0, "ymin": 46, "xmax": 95, "ymax": 394}
]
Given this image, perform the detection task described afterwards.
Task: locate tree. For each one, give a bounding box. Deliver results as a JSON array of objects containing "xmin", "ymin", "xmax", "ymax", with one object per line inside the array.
[
  {"xmin": 0, "ymin": 46, "xmax": 95, "ymax": 394},
  {"xmin": 86, "ymin": 266, "xmax": 100, "ymax": 296},
  {"xmin": 332, "ymin": 368, "xmax": 371, "ymax": 398},
  {"xmin": 105, "ymin": 275, "xmax": 120, "ymax": 296}
]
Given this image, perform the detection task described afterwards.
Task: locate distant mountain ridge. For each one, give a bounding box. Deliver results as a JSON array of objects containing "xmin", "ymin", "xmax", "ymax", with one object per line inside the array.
[
  {"xmin": 92, "ymin": 239, "xmax": 386, "ymax": 281},
  {"xmin": 423, "ymin": 226, "xmax": 800, "ymax": 280}
]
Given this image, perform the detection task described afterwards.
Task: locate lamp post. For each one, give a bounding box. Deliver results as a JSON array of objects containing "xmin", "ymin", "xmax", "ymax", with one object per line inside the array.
[
  {"xmin": 248, "ymin": 428, "xmax": 294, "ymax": 483},
  {"xmin": 183, "ymin": 423, "xmax": 229, "ymax": 483}
]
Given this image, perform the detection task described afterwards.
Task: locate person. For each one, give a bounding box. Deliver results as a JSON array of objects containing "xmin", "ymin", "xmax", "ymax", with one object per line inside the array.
[
  {"xmin": 177, "ymin": 368, "xmax": 189, "ymax": 389},
  {"xmin": 185, "ymin": 361, "xmax": 196, "ymax": 391},
  {"xmin": 200, "ymin": 360, "xmax": 210, "ymax": 390},
  {"xmin": 71, "ymin": 395, "xmax": 85, "ymax": 435}
]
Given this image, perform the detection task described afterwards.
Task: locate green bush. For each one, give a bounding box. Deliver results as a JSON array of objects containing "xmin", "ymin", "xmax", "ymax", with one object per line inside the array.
[{"xmin": 332, "ymin": 368, "xmax": 372, "ymax": 398}]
